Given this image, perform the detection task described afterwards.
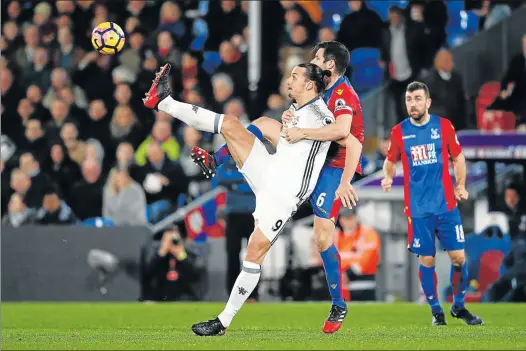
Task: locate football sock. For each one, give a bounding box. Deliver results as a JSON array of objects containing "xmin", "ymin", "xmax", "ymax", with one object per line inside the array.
[
  {"xmin": 450, "ymin": 263, "xmax": 468, "ymax": 309},
  {"xmin": 320, "ymin": 244, "xmax": 346, "ymax": 309},
  {"xmin": 419, "ymin": 265, "xmax": 442, "ymax": 313},
  {"xmin": 158, "ymin": 96, "xmax": 223, "ymax": 134},
  {"xmin": 218, "ymin": 260, "xmax": 261, "ymax": 328},
  {"xmin": 214, "ymin": 124, "xmax": 264, "ymax": 165}
]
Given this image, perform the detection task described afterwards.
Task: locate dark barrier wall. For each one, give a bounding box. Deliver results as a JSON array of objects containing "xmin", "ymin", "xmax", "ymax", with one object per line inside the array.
[{"xmin": 1, "ymin": 226, "xmax": 149, "ymax": 302}]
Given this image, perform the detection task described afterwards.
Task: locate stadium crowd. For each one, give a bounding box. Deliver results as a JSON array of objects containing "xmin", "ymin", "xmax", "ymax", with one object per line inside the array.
[{"xmin": 1, "ymin": 0, "xmax": 525, "ymax": 301}]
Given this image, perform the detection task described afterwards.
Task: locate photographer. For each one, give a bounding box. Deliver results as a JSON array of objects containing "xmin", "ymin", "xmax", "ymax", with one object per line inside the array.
[{"xmin": 140, "ymin": 225, "xmax": 205, "ymax": 301}]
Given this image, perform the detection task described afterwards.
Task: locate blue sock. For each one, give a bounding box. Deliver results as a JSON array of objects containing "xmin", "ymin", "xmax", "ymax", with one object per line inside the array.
[
  {"xmin": 419, "ymin": 265, "xmax": 442, "ymax": 313},
  {"xmin": 214, "ymin": 124, "xmax": 264, "ymax": 165},
  {"xmin": 320, "ymin": 244, "xmax": 346, "ymax": 308},
  {"xmin": 450, "ymin": 264, "xmax": 468, "ymax": 309}
]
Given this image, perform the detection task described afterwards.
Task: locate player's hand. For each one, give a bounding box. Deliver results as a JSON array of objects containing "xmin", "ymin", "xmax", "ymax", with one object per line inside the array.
[
  {"xmin": 335, "ymin": 182, "xmax": 359, "ymax": 208},
  {"xmin": 285, "ymin": 127, "xmax": 305, "ymax": 143},
  {"xmin": 381, "ymin": 177, "xmax": 393, "ymax": 192},
  {"xmin": 455, "ymin": 185, "xmax": 469, "ymax": 201},
  {"xmin": 281, "ymin": 109, "xmax": 294, "ymax": 125}
]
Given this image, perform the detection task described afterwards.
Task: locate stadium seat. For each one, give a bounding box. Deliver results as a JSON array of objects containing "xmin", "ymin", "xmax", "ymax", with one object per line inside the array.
[
  {"xmin": 447, "ymin": 250, "xmax": 505, "ymax": 303},
  {"xmin": 202, "ymin": 51, "xmax": 222, "ymax": 75},
  {"xmin": 190, "ymin": 35, "xmax": 207, "ymax": 51},
  {"xmin": 82, "ymin": 217, "xmax": 116, "ymax": 227},
  {"xmin": 320, "ymin": 1, "xmax": 349, "ymax": 30},
  {"xmin": 192, "ymin": 18, "xmax": 208, "ymax": 38},
  {"xmin": 476, "ymin": 81, "xmax": 516, "ymax": 131},
  {"xmin": 349, "ymin": 48, "xmax": 383, "ymax": 93}
]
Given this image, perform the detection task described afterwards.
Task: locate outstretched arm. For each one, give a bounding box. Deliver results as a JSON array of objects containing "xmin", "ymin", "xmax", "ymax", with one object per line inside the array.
[{"xmin": 285, "ymin": 114, "xmax": 352, "ymax": 143}]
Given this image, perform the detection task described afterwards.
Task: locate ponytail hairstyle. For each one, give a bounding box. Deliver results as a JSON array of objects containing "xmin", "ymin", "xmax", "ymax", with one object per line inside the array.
[{"xmin": 297, "ymin": 63, "xmax": 332, "ymax": 94}]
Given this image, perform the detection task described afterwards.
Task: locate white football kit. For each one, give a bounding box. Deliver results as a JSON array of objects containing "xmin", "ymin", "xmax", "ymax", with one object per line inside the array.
[{"xmin": 239, "ymin": 97, "xmax": 335, "ymax": 244}]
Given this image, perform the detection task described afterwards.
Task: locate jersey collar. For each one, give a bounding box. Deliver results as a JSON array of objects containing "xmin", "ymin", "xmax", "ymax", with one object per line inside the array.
[
  {"xmin": 323, "ymin": 75, "xmax": 349, "ymax": 103},
  {"xmin": 294, "ymin": 96, "xmax": 321, "ymax": 111}
]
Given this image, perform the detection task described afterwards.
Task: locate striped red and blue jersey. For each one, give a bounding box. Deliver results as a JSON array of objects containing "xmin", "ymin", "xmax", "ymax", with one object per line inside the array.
[
  {"xmin": 386, "ymin": 115, "xmax": 462, "ymax": 218},
  {"xmin": 323, "ymin": 76, "xmax": 364, "ymax": 173}
]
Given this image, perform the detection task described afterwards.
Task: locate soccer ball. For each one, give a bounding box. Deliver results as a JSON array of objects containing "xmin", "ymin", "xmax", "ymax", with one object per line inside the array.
[{"xmin": 91, "ymin": 22, "xmax": 125, "ymax": 55}]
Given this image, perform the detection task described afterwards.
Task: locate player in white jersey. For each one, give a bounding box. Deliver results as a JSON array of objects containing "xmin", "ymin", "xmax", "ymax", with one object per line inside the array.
[{"xmin": 143, "ymin": 63, "xmax": 333, "ymax": 335}]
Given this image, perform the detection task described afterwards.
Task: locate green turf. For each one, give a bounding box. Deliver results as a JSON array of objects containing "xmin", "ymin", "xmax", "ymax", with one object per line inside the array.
[{"xmin": 2, "ymin": 302, "xmax": 526, "ymax": 350}]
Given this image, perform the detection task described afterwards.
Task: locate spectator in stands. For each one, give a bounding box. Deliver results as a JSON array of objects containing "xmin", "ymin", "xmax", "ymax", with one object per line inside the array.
[
  {"xmin": 135, "ymin": 119, "xmax": 180, "ymax": 166},
  {"xmin": 23, "ymin": 119, "xmax": 48, "ymax": 165},
  {"xmin": 337, "ymin": 0, "xmax": 385, "ymax": 52},
  {"xmin": 262, "ymin": 93, "xmax": 288, "ymax": 122},
  {"xmin": 205, "ymin": 0, "xmax": 247, "ymax": 51},
  {"xmin": 54, "ymin": 26, "xmax": 76, "ymax": 73},
  {"xmin": 211, "ymin": 73, "xmax": 235, "ymax": 113},
  {"xmin": 411, "ymin": 0, "xmax": 448, "ymax": 69},
  {"xmin": 318, "ymin": 27, "xmax": 335, "ymax": 43},
  {"xmin": 179, "ymin": 126, "xmax": 205, "ymax": 179},
  {"xmin": 333, "ymin": 208, "xmax": 381, "ymax": 301},
  {"xmin": 119, "ymin": 28, "xmax": 145, "ymax": 77},
  {"xmin": 212, "ymin": 153, "xmax": 258, "ymax": 301},
  {"xmin": 134, "ymin": 142, "xmax": 188, "ymax": 212},
  {"xmin": 9, "ymin": 168, "xmax": 32, "ymax": 207},
  {"xmin": 109, "ymin": 105, "xmax": 144, "ymax": 149},
  {"xmin": 74, "ymin": 52, "xmax": 114, "ymax": 102},
  {"xmin": 19, "ymin": 152, "xmax": 57, "ymax": 209},
  {"xmin": 103, "ymin": 167, "xmax": 147, "ymax": 226},
  {"xmin": 115, "ymin": 142, "xmax": 136, "ymax": 170},
  {"xmin": 46, "ymin": 98, "xmax": 73, "ymax": 142},
  {"xmin": 45, "ymin": 143, "xmax": 81, "ymax": 195},
  {"xmin": 35, "ymin": 188, "xmax": 77, "ymax": 225},
  {"xmin": 380, "ymin": 5, "xmax": 426, "ymax": 122},
  {"xmin": 212, "ymin": 98, "xmax": 250, "ymax": 150},
  {"xmin": 216, "ymin": 40, "xmax": 248, "ymax": 101},
  {"xmin": 504, "ymin": 183, "xmax": 526, "ymax": 241},
  {"xmin": 26, "ymin": 84, "xmax": 51, "ymax": 123},
  {"xmin": 86, "ymin": 99, "xmax": 112, "ymax": 151},
  {"xmin": 2, "ymin": 20, "xmax": 21, "ymax": 58},
  {"xmin": 487, "ymin": 34, "xmax": 526, "ymax": 130},
  {"xmin": 68, "ymin": 159, "xmax": 104, "ymax": 221},
  {"xmin": 2, "ymin": 193, "xmax": 35, "ymax": 228},
  {"xmin": 423, "ymin": 49, "xmax": 467, "ymax": 130},
  {"xmin": 8, "ymin": 98, "xmax": 35, "ymax": 147},
  {"xmin": 14, "ymin": 24, "xmax": 40, "ymax": 72},
  {"xmin": 60, "ymin": 122, "xmax": 86, "ymax": 166},
  {"xmin": 156, "ymin": 31, "xmax": 181, "ymax": 69},
  {"xmin": 43, "ymin": 67, "xmax": 88, "ymax": 110},
  {"xmin": 1, "ymin": 67, "xmax": 24, "ymax": 113},
  {"xmin": 157, "ymin": 1, "xmax": 187, "ymax": 44},
  {"xmin": 140, "ymin": 225, "xmax": 206, "ymax": 301},
  {"xmin": 485, "ymin": 182, "xmax": 526, "ymax": 303},
  {"xmin": 21, "ymin": 46, "xmax": 51, "ymax": 91},
  {"xmin": 474, "ymin": 0, "xmax": 512, "ymax": 30},
  {"xmin": 85, "ymin": 139, "xmax": 106, "ymax": 168}
]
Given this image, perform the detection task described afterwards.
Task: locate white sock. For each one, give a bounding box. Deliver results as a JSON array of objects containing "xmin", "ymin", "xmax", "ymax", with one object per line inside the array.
[
  {"xmin": 157, "ymin": 96, "xmax": 224, "ymax": 134},
  {"xmin": 218, "ymin": 260, "xmax": 261, "ymax": 327}
]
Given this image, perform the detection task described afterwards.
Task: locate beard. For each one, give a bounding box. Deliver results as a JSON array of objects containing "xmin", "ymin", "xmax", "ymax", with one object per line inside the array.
[{"xmin": 409, "ymin": 109, "xmax": 426, "ymax": 122}]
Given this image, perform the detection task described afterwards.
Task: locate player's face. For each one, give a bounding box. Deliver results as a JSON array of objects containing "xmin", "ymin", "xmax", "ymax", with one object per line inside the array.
[
  {"xmin": 405, "ymin": 89, "xmax": 431, "ymax": 121},
  {"xmin": 310, "ymin": 49, "xmax": 327, "ymax": 70},
  {"xmin": 286, "ymin": 66, "xmax": 310, "ymax": 100}
]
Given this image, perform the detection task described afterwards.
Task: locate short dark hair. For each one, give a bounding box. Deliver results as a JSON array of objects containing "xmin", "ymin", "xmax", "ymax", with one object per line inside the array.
[
  {"xmin": 406, "ymin": 81, "xmax": 430, "ymax": 98},
  {"xmin": 313, "ymin": 41, "xmax": 350, "ymax": 75},
  {"xmin": 297, "ymin": 63, "xmax": 332, "ymax": 94}
]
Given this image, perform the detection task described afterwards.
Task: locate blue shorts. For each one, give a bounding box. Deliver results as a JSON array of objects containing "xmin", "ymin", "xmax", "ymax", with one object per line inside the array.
[
  {"xmin": 309, "ymin": 165, "xmax": 345, "ymax": 220},
  {"xmin": 407, "ymin": 207, "xmax": 465, "ymax": 256}
]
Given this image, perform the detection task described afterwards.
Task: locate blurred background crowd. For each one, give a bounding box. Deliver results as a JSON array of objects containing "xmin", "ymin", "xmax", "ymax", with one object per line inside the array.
[{"xmin": 1, "ymin": 0, "xmax": 525, "ymax": 303}]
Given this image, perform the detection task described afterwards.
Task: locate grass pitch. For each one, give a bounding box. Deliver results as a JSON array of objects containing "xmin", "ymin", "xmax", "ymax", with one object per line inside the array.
[{"xmin": 2, "ymin": 302, "xmax": 526, "ymax": 350}]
